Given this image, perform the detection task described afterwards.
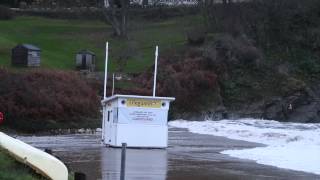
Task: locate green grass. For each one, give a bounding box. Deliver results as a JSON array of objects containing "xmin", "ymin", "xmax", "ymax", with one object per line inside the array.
[
  {"xmin": 0, "ymin": 149, "xmax": 45, "ymax": 180},
  {"xmin": 0, "ymin": 15, "xmax": 202, "ymax": 73}
]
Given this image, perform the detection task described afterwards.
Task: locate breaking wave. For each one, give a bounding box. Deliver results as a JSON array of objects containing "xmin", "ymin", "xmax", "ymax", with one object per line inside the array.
[{"xmin": 169, "ymin": 119, "xmax": 320, "ymax": 175}]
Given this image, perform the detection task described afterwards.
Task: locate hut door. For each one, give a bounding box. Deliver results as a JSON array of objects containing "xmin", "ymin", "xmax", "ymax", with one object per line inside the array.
[
  {"xmin": 106, "ymin": 110, "xmax": 115, "ymax": 144},
  {"xmin": 81, "ymin": 54, "xmax": 86, "ymax": 69},
  {"xmin": 103, "ymin": 109, "xmax": 108, "ymax": 142}
]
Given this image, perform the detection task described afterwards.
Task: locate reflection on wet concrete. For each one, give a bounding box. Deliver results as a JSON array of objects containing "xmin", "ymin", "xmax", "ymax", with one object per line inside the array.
[
  {"xmin": 16, "ymin": 128, "xmax": 320, "ymax": 180},
  {"xmin": 102, "ymin": 149, "xmax": 167, "ymax": 180}
]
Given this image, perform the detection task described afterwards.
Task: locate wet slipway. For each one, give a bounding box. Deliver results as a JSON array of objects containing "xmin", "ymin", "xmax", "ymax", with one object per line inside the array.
[{"xmin": 16, "ymin": 128, "xmax": 320, "ymax": 180}]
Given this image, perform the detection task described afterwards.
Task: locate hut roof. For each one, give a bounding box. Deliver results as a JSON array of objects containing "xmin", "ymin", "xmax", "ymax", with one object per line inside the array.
[
  {"xmin": 18, "ymin": 44, "xmax": 41, "ymax": 51},
  {"xmin": 77, "ymin": 49, "xmax": 95, "ymax": 55}
]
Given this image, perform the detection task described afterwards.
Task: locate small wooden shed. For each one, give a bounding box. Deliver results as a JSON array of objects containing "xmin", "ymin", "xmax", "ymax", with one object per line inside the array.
[
  {"xmin": 76, "ymin": 50, "xmax": 96, "ymax": 72},
  {"xmin": 11, "ymin": 44, "xmax": 41, "ymax": 67}
]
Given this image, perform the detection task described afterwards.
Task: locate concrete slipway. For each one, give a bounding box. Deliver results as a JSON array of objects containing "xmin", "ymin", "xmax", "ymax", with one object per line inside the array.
[{"xmin": 16, "ymin": 128, "xmax": 320, "ymax": 180}]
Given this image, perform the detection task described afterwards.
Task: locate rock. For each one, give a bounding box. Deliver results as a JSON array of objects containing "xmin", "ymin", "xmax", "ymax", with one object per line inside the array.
[
  {"xmin": 286, "ymin": 87, "xmax": 320, "ymax": 123},
  {"xmin": 261, "ymin": 87, "xmax": 320, "ymax": 123},
  {"xmin": 204, "ymin": 106, "xmax": 228, "ymax": 120},
  {"xmin": 279, "ymin": 77, "xmax": 306, "ymax": 96},
  {"xmin": 263, "ymin": 96, "xmax": 292, "ymax": 121},
  {"xmin": 276, "ymin": 63, "xmax": 292, "ymax": 76}
]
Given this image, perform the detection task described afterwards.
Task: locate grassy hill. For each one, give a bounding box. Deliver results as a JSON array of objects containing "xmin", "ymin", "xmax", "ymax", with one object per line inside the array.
[
  {"xmin": 0, "ymin": 15, "xmax": 199, "ymax": 73},
  {"xmin": 0, "ymin": 149, "xmax": 43, "ymax": 180}
]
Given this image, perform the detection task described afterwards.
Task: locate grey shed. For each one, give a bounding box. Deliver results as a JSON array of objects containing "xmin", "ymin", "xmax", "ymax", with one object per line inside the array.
[
  {"xmin": 76, "ymin": 50, "xmax": 96, "ymax": 72},
  {"xmin": 11, "ymin": 44, "xmax": 41, "ymax": 67}
]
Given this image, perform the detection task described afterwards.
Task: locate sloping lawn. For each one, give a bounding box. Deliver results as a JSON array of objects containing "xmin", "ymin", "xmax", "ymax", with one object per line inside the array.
[{"xmin": 0, "ymin": 15, "xmax": 201, "ymax": 73}]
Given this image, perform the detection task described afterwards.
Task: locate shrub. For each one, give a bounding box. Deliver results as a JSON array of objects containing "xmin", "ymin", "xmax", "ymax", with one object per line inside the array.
[
  {"xmin": 209, "ymin": 34, "xmax": 262, "ymax": 68},
  {"xmin": 0, "ymin": 69, "xmax": 100, "ymax": 131},
  {"xmin": 0, "ymin": 5, "xmax": 13, "ymax": 20},
  {"xmin": 186, "ymin": 28, "xmax": 206, "ymax": 45},
  {"xmin": 305, "ymin": 28, "xmax": 320, "ymax": 51},
  {"xmin": 135, "ymin": 52, "xmax": 219, "ymax": 113},
  {"xmin": 135, "ymin": 7, "xmax": 199, "ymax": 21},
  {"xmin": 205, "ymin": 0, "xmax": 320, "ymax": 49}
]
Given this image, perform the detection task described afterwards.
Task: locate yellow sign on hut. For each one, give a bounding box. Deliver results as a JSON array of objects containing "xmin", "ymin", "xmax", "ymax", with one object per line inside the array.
[{"xmin": 127, "ymin": 98, "xmax": 162, "ymax": 108}]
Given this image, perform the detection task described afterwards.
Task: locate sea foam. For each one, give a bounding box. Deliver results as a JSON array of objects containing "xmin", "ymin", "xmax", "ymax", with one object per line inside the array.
[{"xmin": 169, "ymin": 119, "xmax": 320, "ymax": 175}]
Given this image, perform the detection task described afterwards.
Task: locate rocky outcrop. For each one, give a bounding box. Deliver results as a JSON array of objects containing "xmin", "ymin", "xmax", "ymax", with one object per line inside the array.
[
  {"xmin": 135, "ymin": 35, "xmax": 320, "ymax": 123},
  {"xmin": 183, "ymin": 88, "xmax": 320, "ymax": 123},
  {"xmin": 261, "ymin": 85, "xmax": 320, "ymax": 123}
]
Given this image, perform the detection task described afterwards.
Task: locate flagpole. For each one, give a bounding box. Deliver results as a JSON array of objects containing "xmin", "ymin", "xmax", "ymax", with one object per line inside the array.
[
  {"xmin": 153, "ymin": 46, "xmax": 158, "ymax": 97},
  {"xmin": 103, "ymin": 42, "xmax": 109, "ymax": 99}
]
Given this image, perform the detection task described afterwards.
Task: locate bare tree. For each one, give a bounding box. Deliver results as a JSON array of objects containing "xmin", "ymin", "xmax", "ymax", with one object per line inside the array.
[
  {"xmin": 199, "ymin": 0, "xmax": 238, "ymax": 33},
  {"xmin": 102, "ymin": 0, "xmax": 129, "ymax": 38},
  {"xmin": 198, "ymin": 0, "xmax": 216, "ymax": 30}
]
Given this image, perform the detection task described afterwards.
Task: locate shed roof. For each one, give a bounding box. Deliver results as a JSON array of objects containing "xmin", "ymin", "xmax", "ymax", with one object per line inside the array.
[
  {"xmin": 19, "ymin": 44, "xmax": 41, "ymax": 51},
  {"xmin": 77, "ymin": 49, "xmax": 95, "ymax": 55}
]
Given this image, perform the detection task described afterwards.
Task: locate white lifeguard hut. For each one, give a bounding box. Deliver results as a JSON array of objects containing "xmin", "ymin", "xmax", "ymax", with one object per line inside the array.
[{"xmin": 101, "ymin": 43, "xmax": 175, "ymax": 148}]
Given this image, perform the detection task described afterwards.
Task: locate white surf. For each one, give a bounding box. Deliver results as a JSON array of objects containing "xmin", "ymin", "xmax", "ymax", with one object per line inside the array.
[{"xmin": 169, "ymin": 119, "xmax": 320, "ymax": 175}]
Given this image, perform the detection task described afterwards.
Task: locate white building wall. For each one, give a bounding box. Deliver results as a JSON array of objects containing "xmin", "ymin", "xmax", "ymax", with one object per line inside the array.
[{"xmin": 102, "ymin": 96, "xmax": 174, "ymax": 148}]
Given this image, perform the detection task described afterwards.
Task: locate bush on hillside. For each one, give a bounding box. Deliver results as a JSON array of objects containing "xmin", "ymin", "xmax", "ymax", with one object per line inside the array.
[
  {"xmin": 186, "ymin": 28, "xmax": 206, "ymax": 45},
  {"xmin": 305, "ymin": 28, "xmax": 320, "ymax": 51},
  {"xmin": 0, "ymin": 5, "xmax": 13, "ymax": 20},
  {"xmin": 205, "ymin": 0, "xmax": 320, "ymax": 48},
  {"xmin": 135, "ymin": 50, "xmax": 219, "ymax": 112},
  {"xmin": 203, "ymin": 0, "xmax": 320, "ymax": 79},
  {"xmin": 136, "ymin": 7, "xmax": 199, "ymax": 21},
  {"xmin": 0, "ymin": 69, "xmax": 100, "ymax": 131},
  {"xmin": 206, "ymin": 35, "xmax": 262, "ymax": 69}
]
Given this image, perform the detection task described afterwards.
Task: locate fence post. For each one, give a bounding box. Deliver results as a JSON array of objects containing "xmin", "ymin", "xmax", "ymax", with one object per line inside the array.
[
  {"xmin": 74, "ymin": 172, "xmax": 86, "ymax": 180},
  {"xmin": 120, "ymin": 143, "xmax": 127, "ymax": 180}
]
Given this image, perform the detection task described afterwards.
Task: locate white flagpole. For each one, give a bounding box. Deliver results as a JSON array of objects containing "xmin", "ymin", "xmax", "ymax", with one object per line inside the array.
[
  {"xmin": 153, "ymin": 46, "xmax": 159, "ymax": 97},
  {"xmin": 103, "ymin": 42, "xmax": 109, "ymax": 99},
  {"xmin": 112, "ymin": 73, "xmax": 115, "ymax": 96},
  {"xmin": 102, "ymin": 42, "xmax": 108, "ymax": 143}
]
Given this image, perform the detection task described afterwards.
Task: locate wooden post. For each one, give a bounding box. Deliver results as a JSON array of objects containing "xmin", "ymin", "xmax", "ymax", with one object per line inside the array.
[
  {"xmin": 120, "ymin": 143, "xmax": 127, "ymax": 180},
  {"xmin": 74, "ymin": 172, "xmax": 86, "ymax": 180},
  {"xmin": 44, "ymin": 148, "xmax": 52, "ymax": 155}
]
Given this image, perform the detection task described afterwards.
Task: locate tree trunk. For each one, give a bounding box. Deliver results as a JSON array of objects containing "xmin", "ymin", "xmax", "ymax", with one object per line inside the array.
[
  {"xmin": 120, "ymin": 0, "xmax": 128, "ymax": 38},
  {"xmin": 102, "ymin": 0, "xmax": 129, "ymax": 39}
]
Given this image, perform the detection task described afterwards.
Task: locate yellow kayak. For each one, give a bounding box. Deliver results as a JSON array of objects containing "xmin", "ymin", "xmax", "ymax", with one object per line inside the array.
[{"xmin": 0, "ymin": 132, "xmax": 68, "ymax": 180}]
